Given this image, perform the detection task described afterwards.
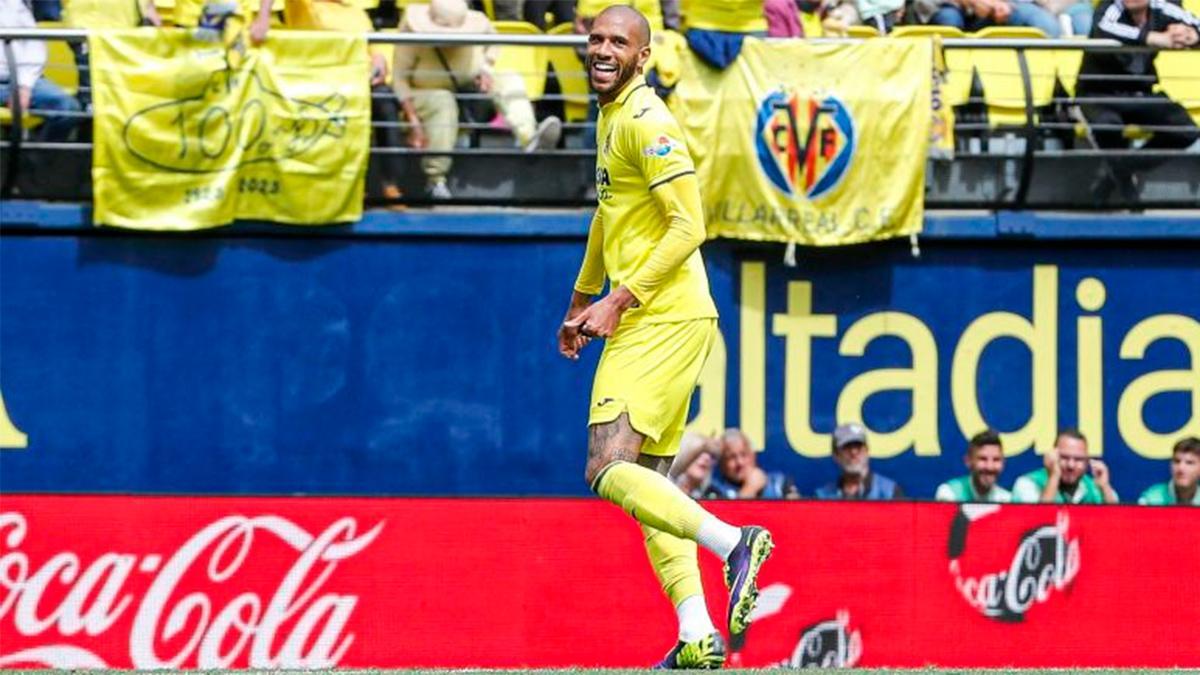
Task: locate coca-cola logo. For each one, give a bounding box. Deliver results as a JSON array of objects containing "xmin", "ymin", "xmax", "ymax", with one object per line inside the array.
[
  {"xmin": 747, "ymin": 584, "xmax": 862, "ymax": 669},
  {"xmin": 946, "ymin": 505, "xmax": 1080, "ymax": 622},
  {"xmin": 0, "ymin": 511, "xmax": 383, "ymax": 669},
  {"xmin": 785, "ymin": 610, "xmax": 862, "ymax": 668}
]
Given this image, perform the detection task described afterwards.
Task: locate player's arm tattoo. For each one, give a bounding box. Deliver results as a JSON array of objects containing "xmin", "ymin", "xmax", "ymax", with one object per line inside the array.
[{"xmin": 584, "ymin": 413, "xmax": 645, "ymax": 486}]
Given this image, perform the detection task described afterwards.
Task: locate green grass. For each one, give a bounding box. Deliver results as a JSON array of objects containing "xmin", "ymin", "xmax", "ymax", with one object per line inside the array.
[{"xmin": 4, "ymin": 670, "xmax": 1198, "ymax": 674}]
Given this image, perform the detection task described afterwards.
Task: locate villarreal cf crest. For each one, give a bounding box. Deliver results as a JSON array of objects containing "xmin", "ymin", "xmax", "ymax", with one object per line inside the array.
[{"xmin": 754, "ymin": 88, "xmax": 856, "ymax": 201}]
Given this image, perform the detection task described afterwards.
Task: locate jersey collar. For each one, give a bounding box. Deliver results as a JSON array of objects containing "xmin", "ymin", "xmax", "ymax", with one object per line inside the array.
[{"xmin": 604, "ymin": 76, "xmax": 648, "ymax": 110}]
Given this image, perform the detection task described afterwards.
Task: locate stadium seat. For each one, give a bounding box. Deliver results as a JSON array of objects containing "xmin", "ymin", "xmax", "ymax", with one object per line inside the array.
[
  {"xmin": 0, "ymin": 107, "xmax": 45, "ymax": 131},
  {"xmin": 846, "ymin": 24, "xmax": 880, "ymax": 38},
  {"xmin": 492, "ymin": 20, "xmax": 548, "ymax": 101},
  {"xmin": 1155, "ymin": 52, "xmax": 1200, "ymax": 125},
  {"xmin": 1052, "ymin": 38, "xmax": 1085, "ymax": 98},
  {"xmin": 35, "ymin": 21, "xmax": 78, "ymax": 97},
  {"xmin": 971, "ymin": 26, "xmax": 1056, "ymax": 127},
  {"xmin": 547, "ymin": 21, "xmax": 589, "ymax": 122},
  {"xmin": 891, "ymin": 27, "xmax": 973, "ymax": 108}
]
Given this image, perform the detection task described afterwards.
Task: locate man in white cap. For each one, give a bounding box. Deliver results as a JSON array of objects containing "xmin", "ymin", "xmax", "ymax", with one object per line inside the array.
[{"xmin": 393, "ymin": 0, "xmax": 562, "ymax": 198}]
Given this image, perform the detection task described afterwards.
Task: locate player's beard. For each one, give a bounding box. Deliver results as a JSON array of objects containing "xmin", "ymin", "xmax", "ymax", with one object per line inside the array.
[{"xmin": 586, "ymin": 53, "xmax": 636, "ymax": 95}]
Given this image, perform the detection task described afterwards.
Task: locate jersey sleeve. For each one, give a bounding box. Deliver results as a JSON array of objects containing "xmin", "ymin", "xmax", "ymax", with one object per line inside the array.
[
  {"xmin": 1010, "ymin": 476, "xmax": 1041, "ymax": 503},
  {"xmin": 934, "ymin": 483, "xmax": 956, "ymax": 502},
  {"xmin": 626, "ymin": 108, "xmax": 696, "ymax": 190}
]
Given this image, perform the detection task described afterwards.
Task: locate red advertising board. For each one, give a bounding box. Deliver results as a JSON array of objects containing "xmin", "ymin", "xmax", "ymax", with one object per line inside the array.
[{"xmin": 1, "ymin": 496, "xmax": 1197, "ymax": 668}]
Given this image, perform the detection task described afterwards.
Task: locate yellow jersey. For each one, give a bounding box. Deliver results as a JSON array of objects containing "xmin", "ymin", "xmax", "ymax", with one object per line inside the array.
[
  {"xmin": 578, "ymin": 78, "xmax": 717, "ymax": 325},
  {"xmin": 65, "ymin": 0, "xmax": 144, "ymax": 28},
  {"xmin": 681, "ymin": 0, "xmax": 766, "ymax": 32}
]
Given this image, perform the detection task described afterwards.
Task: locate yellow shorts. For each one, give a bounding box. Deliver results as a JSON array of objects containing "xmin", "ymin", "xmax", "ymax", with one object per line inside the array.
[{"xmin": 588, "ymin": 318, "xmax": 717, "ymax": 457}]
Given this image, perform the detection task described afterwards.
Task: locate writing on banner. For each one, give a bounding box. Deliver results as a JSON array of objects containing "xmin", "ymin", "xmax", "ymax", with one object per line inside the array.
[
  {"xmin": 90, "ymin": 29, "xmax": 369, "ymax": 230},
  {"xmin": 671, "ymin": 39, "xmax": 931, "ymax": 245}
]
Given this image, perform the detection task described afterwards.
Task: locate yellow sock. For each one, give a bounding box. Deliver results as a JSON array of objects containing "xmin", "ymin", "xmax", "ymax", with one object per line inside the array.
[
  {"xmin": 642, "ymin": 524, "xmax": 704, "ymax": 607},
  {"xmin": 593, "ymin": 461, "xmax": 706, "ymax": 540}
]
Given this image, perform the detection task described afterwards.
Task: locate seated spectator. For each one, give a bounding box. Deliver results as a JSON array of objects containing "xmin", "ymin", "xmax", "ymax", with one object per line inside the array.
[
  {"xmin": 64, "ymin": 0, "xmax": 162, "ymax": 111},
  {"xmin": 764, "ymin": 0, "xmax": 804, "ymax": 36},
  {"xmin": 928, "ymin": 0, "xmax": 1064, "ymax": 38},
  {"xmin": 1076, "ymin": 0, "xmax": 1199, "ymax": 200},
  {"xmin": 1138, "ymin": 436, "xmax": 1200, "ymax": 506},
  {"xmin": 670, "ymin": 431, "xmax": 720, "ymax": 499},
  {"xmin": 936, "ymin": 429, "xmax": 1012, "ymax": 503},
  {"xmin": 708, "ymin": 429, "xmax": 800, "ymax": 499},
  {"xmin": 0, "ymin": 0, "xmax": 80, "ymax": 142},
  {"xmin": 282, "ymin": 0, "xmax": 405, "ymax": 202},
  {"xmin": 489, "ymin": 0, "xmax": 576, "ymax": 29},
  {"xmin": 814, "ymin": 423, "xmax": 904, "ymax": 500},
  {"xmin": 679, "ymin": 0, "xmax": 766, "ymax": 69},
  {"xmin": 394, "ymin": 0, "xmax": 562, "ymax": 199},
  {"xmin": 1012, "ymin": 428, "xmax": 1119, "ymax": 504}
]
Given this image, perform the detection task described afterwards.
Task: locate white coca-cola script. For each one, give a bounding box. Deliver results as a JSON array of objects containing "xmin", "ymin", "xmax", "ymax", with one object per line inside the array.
[{"xmin": 0, "ymin": 512, "xmax": 384, "ymax": 669}]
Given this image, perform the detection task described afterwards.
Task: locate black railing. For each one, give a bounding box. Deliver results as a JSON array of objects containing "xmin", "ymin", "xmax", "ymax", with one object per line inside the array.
[{"xmin": 2, "ymin": 29, "xmax": 1197, "ymax": 209}]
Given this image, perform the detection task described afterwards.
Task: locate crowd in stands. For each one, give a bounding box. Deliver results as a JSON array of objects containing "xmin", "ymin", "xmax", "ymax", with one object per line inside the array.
[
  {"xmin": 1, "ymin": 0, "xmax": 1197, "ymax": 200},
  {"xmin": 671, "ymin": 425, "xmax": 1200, "ymax": 505}
]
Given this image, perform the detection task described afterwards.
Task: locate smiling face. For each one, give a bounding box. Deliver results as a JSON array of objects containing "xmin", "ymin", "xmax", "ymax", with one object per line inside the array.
[
  {"xmin": 585, "ymin": 7, "xmax": 651, "ymax": 102},
  {"xmin": 967, "ymin": 443, "xmax": 1005, "ymax": 494}
]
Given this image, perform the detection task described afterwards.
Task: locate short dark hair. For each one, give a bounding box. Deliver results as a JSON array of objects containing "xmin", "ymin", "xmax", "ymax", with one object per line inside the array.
[
  {"xmin": 968, "ymin": 429, "xmax": 1002, "ymax": 454},
  {"xmin": 1173, "ymin": 436, "xmax": 1200, "ymax": 458},
  {"xmin": 1056, "ymin": 427, "xmax": 1087, "ymax": 445}
]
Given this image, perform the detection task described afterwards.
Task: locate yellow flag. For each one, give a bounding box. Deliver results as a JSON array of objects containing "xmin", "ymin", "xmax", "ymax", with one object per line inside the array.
[
  {"xmin": 91, "ymin": 29, "xmax": 369, "ymax": 230},
  {"xmin": 671, "ymin": 39, "xmax": 931, "ymax": 246}
]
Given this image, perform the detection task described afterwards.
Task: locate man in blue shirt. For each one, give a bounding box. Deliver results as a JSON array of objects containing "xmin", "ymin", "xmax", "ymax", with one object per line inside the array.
[{"xmin": 815, "ymin": 423, "xmax": 904, "ymax": 500}]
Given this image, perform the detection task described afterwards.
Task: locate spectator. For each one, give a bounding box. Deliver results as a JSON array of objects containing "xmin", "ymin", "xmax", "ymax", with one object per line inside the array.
[
  {"xmin": 1012, "ymin": 428, "xmax": 1120, "ymax": 504},
  {"xmin": 172, "ymin": 0, "xmax": 275, "ymax": 48},
  {"xmin": 489, "ymin": 0, "xmax": 576, "ymax": 29},
  {"xmin": 63, "ymin": 0, "xmax": 162, "ymax": 112},
  {"xmin": 814, "ymin": 423, "xmax": 904, "ymax": 500},
  {"xmin": 670, "ymin": 431, "xmax": 720, "ymax": 499},
  {"xmin": 0, "ymin": 0, "xmax": 80, "ymax": 142},
  {"xmin": 680, "ymin": 0, "xmax": 766, "ymax": 69},
  {"xmin": 1138, "ymin": 436, "xmax": 1200, "ymax": 506},
  {"xmin": 393, "ymin": 0, "xmax": 562, "ymax": 199},
  {"xmin": 1076, "ymin": 0, "xmax": 1199, "ymax": 199},
  {"xmin": 935, "ymin": 429, "xmax": 1012, "ymax": 503},
  {"xmin": 282, "ymin": 0, "xmax": 405, "ymax": 202},
  {"xmin": 928, "ymin": 0, "xmax": 1064, "ymax": 38},
  {"xmin": 707, "ymin": 429, "xmax": 800, "ymax": 499},
  {"xmin": 764, "ymin": 0, "xmax": 805, "ymax": 36}
]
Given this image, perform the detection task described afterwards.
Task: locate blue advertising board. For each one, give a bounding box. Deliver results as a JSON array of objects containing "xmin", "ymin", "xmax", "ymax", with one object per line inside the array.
[{"xmin": 1, "ymin": 215, "xmax": 1198, "ymax": 499}]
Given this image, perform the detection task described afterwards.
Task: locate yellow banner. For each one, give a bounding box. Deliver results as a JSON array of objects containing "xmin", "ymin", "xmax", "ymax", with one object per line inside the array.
[
  {"xmin": 671, "ymin": 39, "xmax": 931, "ymax": 245},
  {"xmin": 90, "ymin": 29, "xmax": 369, "ymax": 230}
]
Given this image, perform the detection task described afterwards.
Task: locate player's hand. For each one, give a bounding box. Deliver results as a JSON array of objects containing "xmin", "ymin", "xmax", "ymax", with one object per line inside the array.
[
  {"xmin": 1147, "ymin": 30, "xmax": 1177, "ymax": 49},
  {"xmin": 1090, "ymin": 459, "xmax": 1111, "ymax": 487},
  {"xmin": 475, "ymin": 71, "xmax": 494, "ymax": 94},
  {"xmin": 991, "ymin": 0, "xmax": 1012, "ymax": 23},
  {"xmin": 249, "ymin": 14, "xmax": 270, "ymax": 45},
  {"xmin": 558, "ymin": 315, "xmax": 591, "ymax": 360},
  {"xmin": 565, "ymin": 286, "xmax": 636, "ymax": 339},
  {"xmin": 1043, "ymin": 448, "xmax": 1061, "ymax": 478},
  {"xmin": 740, "ymin": 468, "xmax": 768, "ymax": 498},
  {"xmin": 9, "ymin": 86, "xmax": 31, "ymax": 114}
]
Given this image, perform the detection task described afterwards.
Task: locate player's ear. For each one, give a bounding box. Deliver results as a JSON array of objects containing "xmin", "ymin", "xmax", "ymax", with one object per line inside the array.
[{"xmin": 636, "ymin": 44, "xmax": 651, "ymax": 72}]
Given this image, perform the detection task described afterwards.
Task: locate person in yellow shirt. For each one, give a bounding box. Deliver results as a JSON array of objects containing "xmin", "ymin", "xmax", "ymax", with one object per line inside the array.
[
  {"xmin": 557, "ymin": 6, "xmax": 773, "ymax": 669},
  {"xmin": 64, "ymin": 0, "xmax": 162, "ymax": 111},
  {"xmin": 282, "ymin": 0, "xmax": 404, "ymax": 202}
]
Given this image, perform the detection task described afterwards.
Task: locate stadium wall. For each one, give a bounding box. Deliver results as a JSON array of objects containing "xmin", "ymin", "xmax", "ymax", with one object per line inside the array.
[
  {"xmin": 2, "ymin": 496, "xmax": 1198, "ymax": 669},
  {"xmin": 1, "ymin": 205, "xmax": 1199, "ymax": 500}
]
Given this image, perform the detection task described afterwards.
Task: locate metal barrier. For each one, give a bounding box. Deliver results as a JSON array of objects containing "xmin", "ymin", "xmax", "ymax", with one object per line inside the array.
[{"xmin": 2, "ymin": 28, "xmax": 1198, "ymax": 209}]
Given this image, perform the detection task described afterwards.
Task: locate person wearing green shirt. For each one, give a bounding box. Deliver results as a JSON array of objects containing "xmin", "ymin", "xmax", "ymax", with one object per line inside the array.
[
  {"xmin": 1138, "ymin": 436, "xmax": 1200, "ymax": 506},
  {"xmin": 1012, "ymin": 428, "xmax": 1119, "ymax": 504},
  {"xmin": 936, "ymin": 428, "xmax": 1012, "ymax": 503}
]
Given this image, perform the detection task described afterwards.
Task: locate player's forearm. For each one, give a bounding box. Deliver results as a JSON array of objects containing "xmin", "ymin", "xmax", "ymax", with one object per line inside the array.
[
  {"xmin": 574, "ymin": 213, "xmax": 606, "ymax": 295},
  {"xmin": 624, "ymin": 174, "xmax": 705, "ymax": 304},
  {"xmin": 1101, "ymin": 484, "xmax": 1119, "ymax": 504}
]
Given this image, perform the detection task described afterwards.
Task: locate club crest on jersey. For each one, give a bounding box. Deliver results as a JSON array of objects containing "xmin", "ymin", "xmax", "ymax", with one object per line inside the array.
[
  {"xmin": 754, "ymin": 87, "xmax": 855, "ymax": 200},
  {"xmin": 642, "ymin": 135, "xmax": 676, "ymax": 158}
]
